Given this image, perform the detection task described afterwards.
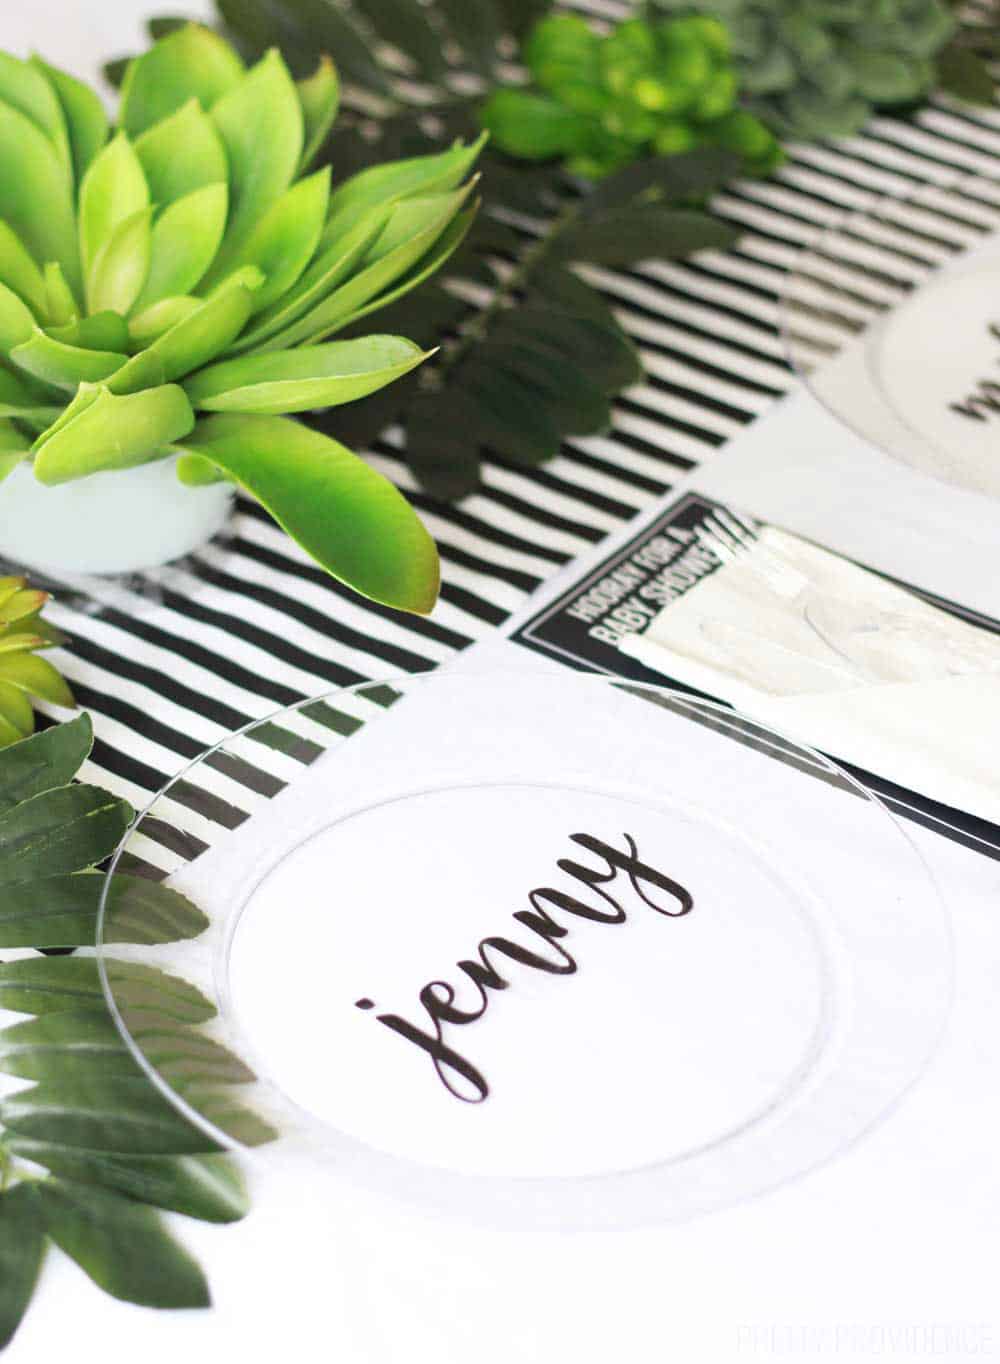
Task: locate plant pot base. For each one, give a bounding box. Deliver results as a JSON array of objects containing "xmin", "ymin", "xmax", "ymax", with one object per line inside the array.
[{"xmin": 0, "ymin": 457, "xmax": 235, "ymax": 612}]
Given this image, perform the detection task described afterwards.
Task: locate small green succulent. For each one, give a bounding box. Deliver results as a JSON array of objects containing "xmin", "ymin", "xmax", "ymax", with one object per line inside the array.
[
  {"xmin": 0, "ymin": 27, "xmax": 485, "ymax": 614},
  {"xmin": 481, "ymin": 13, "xmax": 783, "ymax": 178},
  {"xmin": 650, "ymin": 0, "xmax": 958, "ymax": 139},
  {"xmin": 0, "ymin": 576, "xmax": 73, "ymax": 746}
]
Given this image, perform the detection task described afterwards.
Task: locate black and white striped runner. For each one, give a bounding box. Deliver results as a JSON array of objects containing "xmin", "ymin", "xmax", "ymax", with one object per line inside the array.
[{"xmin": 41, "ymin": 19, "xmax": 999, "ymax": 861}]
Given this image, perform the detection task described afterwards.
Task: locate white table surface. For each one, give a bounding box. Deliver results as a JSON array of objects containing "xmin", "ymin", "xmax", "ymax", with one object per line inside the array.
[{"xmin": 5, "ymin": 5, "xmax": 1000, "ymax": 1361}]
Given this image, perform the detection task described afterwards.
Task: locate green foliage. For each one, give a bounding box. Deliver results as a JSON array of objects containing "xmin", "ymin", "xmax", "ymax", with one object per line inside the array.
[
  {"xmin": 650, "ymin": 0, "xmax": 979, "ymax": 138},
  {"xmin": 0, "ymin": 714, "xmax": 262, "ymax": 1350},
  {"xmin": 0, "ymin": 577, "xmax": 74, "ymax": 748},
  {"xmin": 935, "ymin": 2, "xmax": 1000, "ymax": 106},
  {"xmin": 482, "ymin": 13, "xmax": 783, "ymax": 178},
  {"xmin": 321, "ymin": 147, "xmax": 740, "ymax": 496},
  {"xmin": 0, "ymin": 31, "xmax": 487, "ymax": 612},
  {"xmin": 126, "ymin": 3, "xmax": 744, "ymax": 498}
]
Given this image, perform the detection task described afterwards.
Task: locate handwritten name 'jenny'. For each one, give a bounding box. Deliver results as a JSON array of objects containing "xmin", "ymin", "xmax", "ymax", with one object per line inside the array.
[
  {"xmin": 949, "ymin": 322, "xmax": 1000, "ymax": 423},
  {"xmin": 354, "ymin": 832, "xmax": 694, "ymax": 1104}
]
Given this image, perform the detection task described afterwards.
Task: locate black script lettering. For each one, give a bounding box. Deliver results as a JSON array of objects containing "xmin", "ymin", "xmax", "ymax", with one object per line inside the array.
[
  {"xmin": 564, "ymin": 832, "xmax": 694, "ymax": 917},
  {"xmin": 355, "ymin": 831, "xmax": 695, "ymax": 1104},
  {"xmin": 361, "ymin": 1003, "xmax": 490, "ymax": 1104}
]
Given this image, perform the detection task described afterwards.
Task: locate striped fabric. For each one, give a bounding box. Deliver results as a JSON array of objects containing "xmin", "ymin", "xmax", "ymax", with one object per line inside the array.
[{"xmin": 38, "ymin": 10, "xmax": 1000, "ymax": 861}]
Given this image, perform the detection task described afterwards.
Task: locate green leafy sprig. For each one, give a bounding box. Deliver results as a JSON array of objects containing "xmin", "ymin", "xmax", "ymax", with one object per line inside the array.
[
  {"xmin": 936, "ymin": 0, "xmax": 1000, "ymax": 106},
  {"xmin": 0, "ymin": 578, "xmax": 74, "ymax": 748},
  {"xmin": 124, "ymin": 3, "xmax": 745, "ymax": 498},
  {"xmin": 0, "ymin": 715, "xmax": 265, "ymax": 1350}
]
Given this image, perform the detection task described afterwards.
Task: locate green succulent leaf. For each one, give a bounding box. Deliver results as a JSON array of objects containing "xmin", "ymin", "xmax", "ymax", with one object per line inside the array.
[
  {"xmin": 176, "ymin": 413, "xmax": 441, "ymax": 612},
  {"xmin": 32, "ymin": 383, "xmax": 195, "ymax": 483},
  {"xmin": 30, "ymin": 1180, "xmax": 211, "ymax": 1307},
  {"xmin": 307, "ymin": 203, "xmax": 478, "ymax": 336},
  {"xmin": 0, "ymin": 98, "xmax": 80, "ymax": 299},
  {"xmin": 48, "ymin": 311, "xmax": 130, "ymax": 353},
  {"xmin": 230, "ymin": 204, "xmax": 390, "ymax": 354},
  {"xmin": 0, "ymin": 52, "xmax": 72, "ymax": 176},
  {"xmin": 365, "ymin": 185, "xmax": 475, "ymax": 264},
  {"xmin": 0, "ymin": 220, "xmax": 48, "ymax": 319},
  {"xmin": 0, "ymin": 711, "xmax": 91, "ymax": 814},
  {"xmin": 111, "ymin": 284, "xmax": 257, "ymax": 394},
  {"xmin": 0, "ymin": 419, "xmax": 29, "ymax": 482},
  {"xmin": 210, "ymin": 48, "xmax": 304, "ymax": 270},
  {"xmin": 480, "ymin": 89, "xmax": 591, "ymax": 158},
  {"xmin": 30, "ymin": 57, "xmax": 109, "ymax": 184},
  {"xmin": 43, "ymin": 261, "xmax": 79, "ymax": 327},
  {"xmin": 0, "ymin": 652, "xmax": 75, "ymax": 708},
  {"xmin": 0, "ymin": 783, "xmax": 132, "ymax": 886},
  {"xmin": 0, "ymin": 1185, "xmax": 46, "ymax": 1351},
  {"xmin": 128, "ymin": 296, "xmax": 203, "ymax": 349},
  {"xmin": 203, "ymin": 168, "xmax": 329, "ymax": 312},
  {"xmin": 7, "ymin": 1144, "xmax": 249, "ymax": 1225},
  {"xmin": 260, "ymin": 188, "xmax": 474, "ymax": 350},
  {"xmin": 0, "ymin": 681, "xmax": 34, "ymax": 739},
  {"xmin": 297, "ymin": 55, "xmax": 340, "ymax": 170},
  {"xmin": 186, "ymin": 334, "xmax": 430, "ymax": 413},
  {"xmin": 133, "ymin": 182, "xmax": 229, "ymax": 312},
  {"xmin": 78, "ymin": 133, "xmax": 149, "ymax": 302},
  {"xmin": 10, "ymin": 330, "xmax": 129, "ymax": 391},
  {"xmin": 134, "ymin": 98, "xmax": 229, "ymax": 205},
  {"xmin": 0, "ymin": 281, "xmax": 36, "ymax": 354},
  {"xmin": 323, "ymin": 133, "xmax": 487, "ymax": 237},
  {"xmin": 120, "ymin": 22, "xmax": 245, "ymax": 137}
]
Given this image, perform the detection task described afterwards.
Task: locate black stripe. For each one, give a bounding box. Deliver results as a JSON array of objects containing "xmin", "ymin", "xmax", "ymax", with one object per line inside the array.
[
  {"xmin": 476, "ymin": 485, "xmax": 606, "ymax": 542},
  {"xmin": 62, "ymin": 628, "xmax": 255, "ymax": 734},
  {"xmin": 154, "ymin": 581, "xmax": 364, "ymax": 689},
  {"xmin": 204, "ymin": 749, "xmax": 286, "ymax": 798},
  {"xmin": 611, "ymin": 426, "xmax": 699, "ymax": 470},
  {"xmin": 86, "ymin": 728, "xmax": 171, "ymax": 795},
  {"xmin": 185, "ymin": 553, "xmax": 437, "ymax": 676},
  {"xmin": 559, "ymin": 441, "xmax": 671, "ymax": 495},
  {"xmin": 226, "ymin": 517, "xmax": 475, "ymax": 648},
  {"xmin": 434, "ymin": 537, "xmax": 542, "ymax": 593},
  {"xmin": 630, "ymin": 330, "xmax": 785, "ymax": 397},
  {"xmin": 402, "ymin": 488, "xmax": 573, "ymax": 565},
  {"xmin": 616, "ymin": 394, "xmax": 728, "ymax": 446},
  {"xmin": 618, "ymin": 262, "xmax": 783, "ymax": 336},
  {"xmin": 601, "ymin": 280, "xmax": 789, "ymax": 367},
  {"xmin": 84, "ymin": 604, "xmax": 305, "ymax": 708},
  {"xmin": 645, "ymin": 371, "xmax": 761, "ymax": 424},
  {"xmin": 487, "ymin": 457, "xmax": 639, "ymax": 518}
]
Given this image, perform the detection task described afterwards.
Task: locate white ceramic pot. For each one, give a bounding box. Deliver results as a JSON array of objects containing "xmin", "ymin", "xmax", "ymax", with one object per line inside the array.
[{"xmin": 0, "ymin": 456, "xmax": 234, "ymax": 576}]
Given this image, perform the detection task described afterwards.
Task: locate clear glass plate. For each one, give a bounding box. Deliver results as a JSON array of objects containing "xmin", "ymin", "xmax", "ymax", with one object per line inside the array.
[
  {"xmin": 97, "ymin": 671, "xmax": 951, "ymax": 1229},
  {"xmin": 780, "ymin": 172, "xmax": 1000, "ymax": 501}
]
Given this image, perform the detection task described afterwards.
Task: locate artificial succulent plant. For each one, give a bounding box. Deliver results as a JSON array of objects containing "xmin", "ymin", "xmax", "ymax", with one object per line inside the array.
[
  {"xmin": 0, "ymin": 27, "xmax": 485, "ymax": 613},
  {"xmin": 649, "ymin": 0, "xmax": 961, "ymax": 139},
  {"xmin": 0, "ymin": 576, "xmax": 73, "ymax": 746},
  {"xmin": 482, "ymin": 13, "xmax": 783, "ymax": 178}
]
